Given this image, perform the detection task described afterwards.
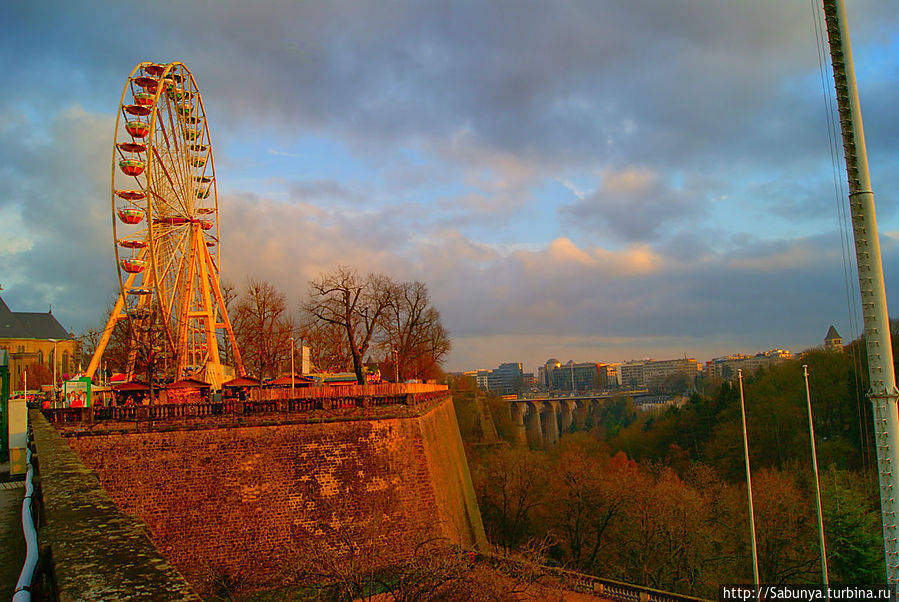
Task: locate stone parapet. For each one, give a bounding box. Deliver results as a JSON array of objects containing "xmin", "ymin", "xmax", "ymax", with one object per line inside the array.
[{"xmin": 30, "ymin": 410, "xmax": 200, "ymax": 600}]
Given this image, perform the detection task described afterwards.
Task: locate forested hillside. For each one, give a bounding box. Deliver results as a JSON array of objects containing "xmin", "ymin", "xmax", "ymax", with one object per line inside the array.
[{"xmin": 452, "ymin": 340, "xmax": 887, "ymax": 597}]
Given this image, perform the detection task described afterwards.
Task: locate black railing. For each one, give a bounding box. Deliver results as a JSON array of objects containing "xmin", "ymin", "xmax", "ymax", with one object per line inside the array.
[{"xmin": 42, "ymin": 389, "xmax": 451, "ymax": 425}]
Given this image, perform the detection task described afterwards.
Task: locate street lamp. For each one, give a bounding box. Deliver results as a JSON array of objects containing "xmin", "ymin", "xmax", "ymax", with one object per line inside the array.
[
  {"xmin": 289, "ymin": 337, "xmax": 295, "ymax": 400},
  {"xmin": 48, "ymin": 338, "xmax": 59, "ymax": 403},
  {"xmin": 393, "ymin": 348, "xmax": 399, "ymax": 383}
]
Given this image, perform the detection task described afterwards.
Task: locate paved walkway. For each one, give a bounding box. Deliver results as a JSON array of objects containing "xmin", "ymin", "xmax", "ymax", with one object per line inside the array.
[{"xmin": 0, "ymin": 462, "xmax": 27, "ymax": 600}]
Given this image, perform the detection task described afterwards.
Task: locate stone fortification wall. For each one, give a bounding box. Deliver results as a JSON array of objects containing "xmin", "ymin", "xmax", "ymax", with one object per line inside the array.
[
  {"xmin": 60, "ymin": 395, "xmax": 486, "ymax": 591},
  {"xmin": 30, "ymin": 411, "xmax": 200, "ymax": 600}
]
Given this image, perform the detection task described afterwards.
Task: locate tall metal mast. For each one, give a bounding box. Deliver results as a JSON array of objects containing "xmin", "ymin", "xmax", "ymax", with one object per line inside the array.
[{"xmin": 822, "ymin": 0, "xmax": 899, "ymax": 582}]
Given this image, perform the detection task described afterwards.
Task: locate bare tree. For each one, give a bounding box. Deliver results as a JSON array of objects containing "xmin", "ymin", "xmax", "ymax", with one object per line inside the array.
[
  {"xmin": 233, "ymin": 280, "xmax": 295, "ymax": 383},
  {"xmin": 298, "ymin": 318, "xmax": 349, "ymax": 373},
  {"xmin": 380, "ymin": 281, "xmax": 451, "ymax": 382},
  {"xmin": 219, "ymin": 279, "xmax": 238, "ymax": 367},
  {"xmin": 302, "ymin": 266, "xmax": 392, "ymax": 384}
]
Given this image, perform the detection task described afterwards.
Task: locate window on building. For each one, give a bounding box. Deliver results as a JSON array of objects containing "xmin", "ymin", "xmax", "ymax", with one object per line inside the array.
[
  {"xmin": 63, "ymin": 352, "xmax": 69, "ymax": 374},
  {"xmin": 38, "ymin": 350, "xmax": 44, "ymax": 365}
]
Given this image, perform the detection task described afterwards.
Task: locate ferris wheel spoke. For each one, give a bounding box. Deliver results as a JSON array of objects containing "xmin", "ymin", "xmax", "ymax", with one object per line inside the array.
[
  {"xmin": 164, "ymin": 90, "xmax": 193, "ymax": 209},
  {"xmin": 155, "ymin": 226, "xmax": 191, "ymax": 283},
  {"xmin": 155, "ymin": 110, "xmax": 189, "ymax": 212},
  {"xmin": 151, "ymin": 147, "xmax": 190, "ymax": 216}
]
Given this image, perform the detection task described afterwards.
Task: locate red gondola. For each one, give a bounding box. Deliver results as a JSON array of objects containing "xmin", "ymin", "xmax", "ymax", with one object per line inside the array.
[
  {"xmin": 125, "ymin": 104, "xmax": 151, "ymax": 117},
  {"xmin": 200, "ymin": 220, "xmax": 214, "ymax": 230},
  {"xmin": 133, "ymin": 76, "xmax": 158, "ymax": 92},
  {"xmin": 117, "ymin": 142, "xmax": 146, "ymax": 154},
  {"xmin": 118, "ymin": 207, "xmax": 145, "ymax": 224},
  {"xmin": 115, "ymin": 190, "xmax": 146, "ymax": 201},
  {"xmin": 121, "ymin": 258, "xmax": 147, "ymax": 273},
  {"xmin": 144, "ymin": 63, "xmax": 168, "ymax": 76},
  {"xmin": 119, "ymin": 159, "xmax": 145, "ymax": 176},
  {"xmin": 118, "ymin": 238, "xmax": 149, "ymax": 249},
  {"xmin": 134, "ymin": 92, "xmax": 154, "ymax": 106},
  {"xmin": 126, "ymin": 121, "xmax": 150, "ymax": 138}
]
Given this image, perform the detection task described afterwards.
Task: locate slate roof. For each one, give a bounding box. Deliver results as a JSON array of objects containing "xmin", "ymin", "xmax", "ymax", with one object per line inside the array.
[
  {"xmin": 825, "ymin": 325, "xmax": 842, "ymax": 341},
  {"xmin": 0, "ymin": 296, "xmax": 74, "ymax": 340}
]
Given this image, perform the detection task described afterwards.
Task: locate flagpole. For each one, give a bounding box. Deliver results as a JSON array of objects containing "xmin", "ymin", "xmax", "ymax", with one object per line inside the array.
[
  {"xmin": 804, "ymin": 365, "xmax": 829, "ymax": 585},
  {"xmin": 739, "ymin": 369, "xmax": 760, "ymax": 586}
]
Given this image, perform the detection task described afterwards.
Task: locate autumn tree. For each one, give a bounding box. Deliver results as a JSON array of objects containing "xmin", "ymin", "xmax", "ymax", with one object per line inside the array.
[
  {"xmin": 471, "ymin": 445, "xmax": 548, "ymax": 553},
  {"xmin": 545, "ymin": 436, "xmax": 634, "ymax": 573},
  {"xmin": 233, "ymin": 280, "xmax": 295, "ymax": 382},
  {"xmin": 379, "ymin": 281, "xmax": 451, "ymax": 382},
  {"xmin": 302, "ymin": 266, "xmax": 392, "ymax": 385}
]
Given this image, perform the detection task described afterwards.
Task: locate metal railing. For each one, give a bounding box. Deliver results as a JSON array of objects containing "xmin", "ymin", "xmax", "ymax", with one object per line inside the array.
[
  {"xmin": 481, "ymin": 552, "xmax": 711, "ymax": 602},
  {"xmin": 43, "ymin": 387, "xmax": 451, "ymax": 424}
]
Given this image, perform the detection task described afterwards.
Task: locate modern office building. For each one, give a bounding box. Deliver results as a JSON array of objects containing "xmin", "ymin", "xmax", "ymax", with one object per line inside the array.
[
  {"xmin": 487, "ymin": 362, "xmax": 524, "ymax": 395},
  {"xmin": 551, "ymin": 361, "xmax": 601, "ymax": 392},
  {"xmin": 619, "ymin": 357, "xmax": 700, "ymax": 389}
]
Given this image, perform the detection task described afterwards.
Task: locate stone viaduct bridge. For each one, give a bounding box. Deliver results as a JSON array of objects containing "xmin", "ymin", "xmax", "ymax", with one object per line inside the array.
[{"xmin": 508, "ymin": 390, "xmax": 648, "ymax": 450}]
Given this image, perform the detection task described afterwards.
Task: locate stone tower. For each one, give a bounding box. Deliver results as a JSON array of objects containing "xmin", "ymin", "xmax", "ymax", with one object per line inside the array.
[{"xmin": 824, "ymin": 325, "xmax": 843, "ymax": 353}]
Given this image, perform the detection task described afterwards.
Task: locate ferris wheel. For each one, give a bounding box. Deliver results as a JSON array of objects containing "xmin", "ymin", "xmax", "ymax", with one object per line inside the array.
[{"xmin": 87, "ymin": 61, "xmax": 244, "ymax": 387}]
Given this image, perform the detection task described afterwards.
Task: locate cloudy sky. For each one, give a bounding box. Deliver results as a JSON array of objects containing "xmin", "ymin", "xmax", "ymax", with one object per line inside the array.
[{"xmin": 2, "ymin": 0, "xmax": 898, "ymax": 373}]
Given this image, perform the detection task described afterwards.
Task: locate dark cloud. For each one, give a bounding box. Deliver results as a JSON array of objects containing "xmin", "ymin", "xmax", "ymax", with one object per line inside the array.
[
  {"xmin": 2, "ymin": 0, "xmax": 897, "ymax": 372},
  {"xmin": 558, "ymin": 167, "xmax": 709, "ymax": 242}
]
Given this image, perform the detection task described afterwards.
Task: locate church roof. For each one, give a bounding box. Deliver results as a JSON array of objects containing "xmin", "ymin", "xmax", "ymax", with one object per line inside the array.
[
  {"xmin": 0, "ymin": 295, "xmax": 74, "ymax": 340},
  {"xmin": 825, "ymin": 325, "xmax": 842, "ymax": 341}
]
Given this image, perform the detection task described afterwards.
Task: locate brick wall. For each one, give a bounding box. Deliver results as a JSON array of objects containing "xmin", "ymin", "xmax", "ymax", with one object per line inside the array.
[{"xmin": 61, "ymin": 396, "xmax": 486, "ymax": 592}]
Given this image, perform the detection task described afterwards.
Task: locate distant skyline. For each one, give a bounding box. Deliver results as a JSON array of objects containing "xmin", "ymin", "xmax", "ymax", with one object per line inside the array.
[{"xmin": 2, "ymin": 1, "xmax": 898, "ymax": 373}]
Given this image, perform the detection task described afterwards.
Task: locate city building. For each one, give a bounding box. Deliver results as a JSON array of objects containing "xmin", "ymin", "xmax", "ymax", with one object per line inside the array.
[
  {"xmin": 486, "ymin": 362, "xmax": 523, "ymax": 395},
  {"xmin": 543, "ymin": 358, "xmax": 561, "ymax": 389},
  {"xmin": 551, "ymin": 361, "xmax": 601, "ymax": 392},
  {"xmin": 824, "ymin": 325, "xmax": 843, "ymax": 353},
  {"xmin": 619, "ymin": 357, "xmax": 700, "ymax": 389},
  {"xmin": 704, "ymin": 348, "xmax": 793, "ymax": 380},
  {"xmin": 600, "ymin": 363, "xmax": 621, "ymax": 388},
  {"xmin": 0, "ymin": 295, "xmax": 77, "ymax": 389}
]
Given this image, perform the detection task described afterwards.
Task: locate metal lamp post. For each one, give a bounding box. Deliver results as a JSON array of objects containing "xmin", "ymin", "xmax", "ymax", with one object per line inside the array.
[
  {"xmin": 48, "ymin": 338, "xmax": 58, "ymax": 404},
  {"xmin": 393, "ymin": 348, "xmax": 399, "ymax": 383}
]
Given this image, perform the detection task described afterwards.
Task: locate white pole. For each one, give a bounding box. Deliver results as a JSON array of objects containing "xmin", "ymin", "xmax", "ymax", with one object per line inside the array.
[
  {"xmin": 739, "ymin": 369, "xmax": 760, "ymax": 586},
  {"xmin": 822, "ymin": 0, "xmax": 899, "ymax": 580},
  {"xmin": 289, "ymin": 337, "xmax": 295, "ymax": 400},
  {"xmin": 804, "ymin": 365, "xmax": 829, "ymax": 585}
]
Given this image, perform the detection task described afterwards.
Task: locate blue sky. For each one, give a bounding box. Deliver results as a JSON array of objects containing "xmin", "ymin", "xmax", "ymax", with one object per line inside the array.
[{"xmin": 1, "ymin": 0, "xmax": 898, "ymax": 373}]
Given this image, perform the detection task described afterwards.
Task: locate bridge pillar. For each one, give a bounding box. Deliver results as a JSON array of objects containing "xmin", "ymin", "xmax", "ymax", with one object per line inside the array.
[
  {"xmin": 558, "ymin": 401, "xmax": 573, "ymax": 435},
  {"xmin": 525, "ymin": 402, "xmax": 543, "ymax": 449},
  {"xmin": 541, "ymin": 401, "xmax": 559, "ymax": 450},
  {"xmin": 510, "ymin": 402, "xmax": 528, "ymax": 446}
]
